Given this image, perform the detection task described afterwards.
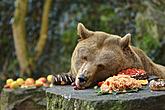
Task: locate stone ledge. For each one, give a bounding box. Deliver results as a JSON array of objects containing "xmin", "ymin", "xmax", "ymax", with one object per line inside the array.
[
  {"xmin": 1, "ymin": 88, "xmax": 46, "ymax": 110},
  {"xmin": 46, "ymin": 86, "xmax": 165, "ymax": 110}
]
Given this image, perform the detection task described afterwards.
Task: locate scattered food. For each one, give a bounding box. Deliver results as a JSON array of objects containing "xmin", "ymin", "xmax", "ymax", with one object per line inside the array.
[
  {"xmin": 98, "ymin": 81, "xmax": 104, "ymax": 87},
  {"xmin": 118, "ymin": 68, "xmax": 148, "ymax": 80},
  {"xmin": 94, "ymin": 86, "xmax": 98, "ymax": 90},
  {"xmin": 149, "ymin": 79, "xmax": 165, "ymax": 91},
  {"xmin": 43, "ymin": 83, "xmax": 49, "ymax": 87},
  {"xmin": 49, "ymin": 83, "xmax": 54, "ymax": 87},
  {"xmin": 47, "ymin": 75, "xmax": 53, "ymax": 83},
  {"xmin": 98, "ymin": 75, "xmax": 143, "ymax": 95},
  {"xmin": 61, "ymin": 81, "xmax": 66, "ymax": 85},
  {"xmin": 138, "ymin": 80, "xmax": 148, "ymax": 85}
]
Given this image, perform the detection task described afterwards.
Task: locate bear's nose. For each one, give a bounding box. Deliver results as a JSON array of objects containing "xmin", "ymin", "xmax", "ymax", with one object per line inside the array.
[{"xmin": 78, "ymin": 75, "xmax": 87, "ymax": 83}]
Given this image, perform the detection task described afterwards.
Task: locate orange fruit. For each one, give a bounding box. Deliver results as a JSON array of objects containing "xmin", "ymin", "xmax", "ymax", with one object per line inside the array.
[{"xmin": 25, "ymin": 78, "xmax": 35, "ymax": 85}]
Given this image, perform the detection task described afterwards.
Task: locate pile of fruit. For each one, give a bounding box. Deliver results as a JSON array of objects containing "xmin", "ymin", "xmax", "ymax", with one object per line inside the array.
[{"xmin": 4, "ymin": 75, "xmax": 53, "ymax": 89}]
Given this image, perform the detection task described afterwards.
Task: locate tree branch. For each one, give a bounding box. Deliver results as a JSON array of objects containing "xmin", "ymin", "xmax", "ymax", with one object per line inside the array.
[
  {"xmin": 12, "ymin": 0, "xmax": 31, "ymax": 75},
  {"xmin": 35, "ymin": 0, "xmax": 52, "ymax": 61}
]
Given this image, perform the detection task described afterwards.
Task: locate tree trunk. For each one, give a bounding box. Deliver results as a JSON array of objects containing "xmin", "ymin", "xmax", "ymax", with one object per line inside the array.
[
  {"xmin": 12, "ymin": 0, "xmax": 33, "ymax": 76},
  {"xmin": 35, "ymin": 0, "xmax": 52, "ymax": 61},
  {"xmin": 12, "ymin": 0, "xmax": 52, "ymax": 76}
]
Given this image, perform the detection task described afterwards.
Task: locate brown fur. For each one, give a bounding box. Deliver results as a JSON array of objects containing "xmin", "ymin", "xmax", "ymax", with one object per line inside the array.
[{"xmin": 69, "ymin": 23, "xmax": 165, "ymax": 88}]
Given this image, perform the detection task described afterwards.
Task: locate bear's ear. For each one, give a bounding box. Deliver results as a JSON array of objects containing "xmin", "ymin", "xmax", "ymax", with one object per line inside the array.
[
  {"xmin": 120, "ymin": 33, "xmax": 131, "ymax": 48},
  {"xmin": 77, "ymin": 23, "xmax": 93, "ymax": 40}
]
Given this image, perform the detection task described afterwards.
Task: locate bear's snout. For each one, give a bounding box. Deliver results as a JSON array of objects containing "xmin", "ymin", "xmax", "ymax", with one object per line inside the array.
[
  {"xmin": 78, "ymin": 74, "xmax": 87, "ymax": 83},
  {"xmin": 75, "ymin": 62, "xmax": 98, "ymax": 88}
]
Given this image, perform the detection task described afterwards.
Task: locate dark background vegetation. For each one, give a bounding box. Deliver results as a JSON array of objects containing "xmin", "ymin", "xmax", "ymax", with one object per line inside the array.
[{"xmin": 0, "ymin": 0, "xmax": 165, "ymax": 90}]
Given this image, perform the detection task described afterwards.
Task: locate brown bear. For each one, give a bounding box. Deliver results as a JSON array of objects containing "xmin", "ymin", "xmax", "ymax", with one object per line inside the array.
[{"xmin": 52, "ymin": 23, "xmax": 165, "ymax": 89}]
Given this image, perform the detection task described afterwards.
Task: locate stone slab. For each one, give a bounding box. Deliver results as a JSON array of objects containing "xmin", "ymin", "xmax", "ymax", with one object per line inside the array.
[{"xmin": 46, "ymin": 86, "xmax": 165, "ymax": 110}]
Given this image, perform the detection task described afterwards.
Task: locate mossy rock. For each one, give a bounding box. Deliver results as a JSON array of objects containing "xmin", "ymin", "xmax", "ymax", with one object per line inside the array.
[
  {"xmin": 46, "ymin": 86, "xmax": 165, "ymax": 110},
  {"xmin": 1, "ymin": 87, "xmax": 46, "ymax": 110}
]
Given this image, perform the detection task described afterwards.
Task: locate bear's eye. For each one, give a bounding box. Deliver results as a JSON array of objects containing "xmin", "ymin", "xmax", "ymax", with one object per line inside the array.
[
  {"xmin": 97, "ymin": 64, "xmax": 105, "ymax": 70},
  {"xmin": 82, "ymin": 56, "xmax": 87, "ymax": 61}
]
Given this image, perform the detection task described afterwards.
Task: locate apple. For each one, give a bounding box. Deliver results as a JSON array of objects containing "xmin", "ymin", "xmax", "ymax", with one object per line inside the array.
[
  {"xmin": 47, "ymin": 75, "xmax": 53, "ymax": 83},
  {"xmin": 38, "ymin": 77, "xmax": 47, "ymax": 83},
  {"xmin": 6, "ymin": 79, "xmax": 14, "ymax": 85},
  {"xmin": 35, "ymin": 80, "xmax": 43, "ymax": 87},
  {"xmin": 25, "ymin": 78, "xmax": 35, "ymax": 85},
  {"xmin": 10, "ymin": 81, "xmax": 19, "ymax": 89},
  {"xmin": 16, "ymin": 78, "xmax": 25, "ymax": 86}
]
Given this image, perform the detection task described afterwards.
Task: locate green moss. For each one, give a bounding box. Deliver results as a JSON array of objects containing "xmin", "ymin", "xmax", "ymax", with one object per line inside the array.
[
  {"xmin": 47, "ymin": 92, "xmax": 95, "ymax": 110},
  {"xmin": 46, "ymin": 92, "xmax": 129, "ymax": 110}
]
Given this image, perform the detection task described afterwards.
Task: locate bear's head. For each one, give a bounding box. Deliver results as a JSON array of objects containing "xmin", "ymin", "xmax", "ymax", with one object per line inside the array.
[{"xmin": 71, "ymin": 23, "xmax": 143, "ymax": 88}]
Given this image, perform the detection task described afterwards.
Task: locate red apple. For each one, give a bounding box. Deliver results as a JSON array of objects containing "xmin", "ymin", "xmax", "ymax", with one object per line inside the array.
[
  {"xmin": 35, "ymin": 80, "xmax": 43, "ymax": 87},
  {"xmin": 38, "ymin": 77, "xmax": 47, "ymax": 83}
]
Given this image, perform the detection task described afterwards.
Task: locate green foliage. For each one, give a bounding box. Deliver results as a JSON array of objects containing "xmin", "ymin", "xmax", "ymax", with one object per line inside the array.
[
  {"xmin": 136, "ymin": 34, "xmax": 160, "ymax": 55},
  {"xmin": 60, "ymin": 28, "xmax": 77, "ymax": 71},
  {"xmin": 135, "ymin": 11, "xmax": 161, "ymax": 57},
  {"xmin": 0, "ymin": 1, "xmax": 137, "ymax": 76}
]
